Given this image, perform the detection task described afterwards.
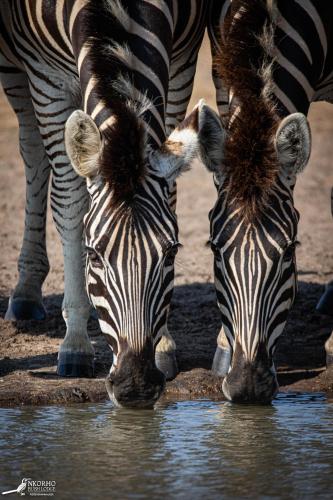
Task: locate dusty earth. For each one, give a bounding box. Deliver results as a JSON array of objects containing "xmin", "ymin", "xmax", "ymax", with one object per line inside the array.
[{"xmin": 0, "ymin": 39, "xmax": 333, "ymax": 406}]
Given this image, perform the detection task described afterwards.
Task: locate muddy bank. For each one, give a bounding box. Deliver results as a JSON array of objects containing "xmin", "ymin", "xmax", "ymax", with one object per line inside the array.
[
  {"xmin": 1, "ymin": 365, "xmax": 333, "ymax": 407},
  {"xmin": 1, "ymin": 39, "xmax": 333, "ymax": 406}
]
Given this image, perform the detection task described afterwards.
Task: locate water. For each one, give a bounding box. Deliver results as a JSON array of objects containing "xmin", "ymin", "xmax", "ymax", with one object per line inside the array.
[{"xmin": 1, "ymin": 393, "xmax": 333, "ymax": 499}]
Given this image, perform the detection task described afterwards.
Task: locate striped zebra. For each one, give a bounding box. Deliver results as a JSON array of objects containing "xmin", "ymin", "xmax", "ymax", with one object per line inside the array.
[
  {"xmin": 0, "ymin": 0, "xmax": 223, "ymax": 407},
  {"xmin": 206, "ymin": 0, "xmax": 333, "ymax": 402}
]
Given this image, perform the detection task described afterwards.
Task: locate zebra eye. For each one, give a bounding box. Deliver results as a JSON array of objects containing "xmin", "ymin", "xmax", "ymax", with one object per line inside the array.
[
  {"xmin": 86, "ymin": 247, "xmax": 102, "ymax": 267},
  {"xmin": 164, "ymin": 245, "xmax": 179, "ymax": 264},
  {"xmin": 283, "ymin": 241, "xmax": 300, "ymax": 261},
  {"xmin": 283, "ymin": 246, "xmax": 294, "ymax": 261}
]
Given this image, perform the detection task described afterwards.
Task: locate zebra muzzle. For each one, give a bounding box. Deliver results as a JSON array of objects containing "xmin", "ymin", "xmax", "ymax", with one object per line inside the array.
[
  {"xmin": 222, "ymin": 342, "xmax": 278, "ymax": 404},
  {"xmin": 105, "ymin": 341, "xmax": 165, "ymax": 408}
]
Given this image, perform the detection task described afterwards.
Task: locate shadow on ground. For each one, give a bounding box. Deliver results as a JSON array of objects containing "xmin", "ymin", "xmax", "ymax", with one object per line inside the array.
[
  {"xmin": 0, "ymin": 293, "xmax": 100, "ymax": 338},
  {"xmin": 0, "ymin": 352, "xmax": 58, "ymax": 377},
  {"xmin": 1, "ymin": 281, "xmax": 332, "ymax": 381},
  {"xmin": 0, "ymin": 293, "xmax": 64, "ymax": 337},
  {"xmin": 170, "ymin": 281, "xmax": 333, "ymax": 372}
]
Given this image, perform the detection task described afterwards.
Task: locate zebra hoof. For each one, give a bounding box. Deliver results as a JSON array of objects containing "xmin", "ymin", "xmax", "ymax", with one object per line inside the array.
[
  {"xmin": 316, "ymin": 285, "xmax": 333, "ymax": 316},
  {"xmin": 155, "ymin": 351, "xmax": 178, "ymax": 381},
  {"xmin": 5, "ymin": 297, "xmax": 46, "ymax": 321},
  {"xmin": 212, "ymin": 346, "xmax": 231, "ymax": 377},
  {"xmin": 57, "ymin": 352, "xmax": 94, "ymax": 378}
]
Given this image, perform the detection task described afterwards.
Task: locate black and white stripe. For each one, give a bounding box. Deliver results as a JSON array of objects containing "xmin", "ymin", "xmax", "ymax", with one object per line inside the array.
[
  {"xmin": 207, "ymin": 0, "xmax": 329, "ymax": 402},
  {"xmin": 0, "ymin": 0, "xmax": 222, "ymax": 406}
]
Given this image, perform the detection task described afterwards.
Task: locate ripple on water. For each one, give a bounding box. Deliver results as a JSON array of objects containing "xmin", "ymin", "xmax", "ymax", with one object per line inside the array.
[{"xmin": 1, "ymin": 393, "xmax": 333, "ymax": 499}]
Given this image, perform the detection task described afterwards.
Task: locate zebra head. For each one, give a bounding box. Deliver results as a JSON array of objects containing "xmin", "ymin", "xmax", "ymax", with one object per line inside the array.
[
  {"xmin": 208, "ymin": 0, "xmax": 312, "ymax": 403},
  {"xmin": 209, "ymin": 113, "xmax": 311, "ymax": 403},
  {"xmin": 65, "ymin": 100, "xmax": 223, "ymax": 407}
]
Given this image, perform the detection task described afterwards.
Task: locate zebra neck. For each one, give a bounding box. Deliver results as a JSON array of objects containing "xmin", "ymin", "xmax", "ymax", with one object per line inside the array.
[
  {"xmin": 68, "ymin": 0, "xmax": 174, "ymax": 148},
  {"xmin": 272, "ymin": 1, "xmax": 333, "ymax": 116}
]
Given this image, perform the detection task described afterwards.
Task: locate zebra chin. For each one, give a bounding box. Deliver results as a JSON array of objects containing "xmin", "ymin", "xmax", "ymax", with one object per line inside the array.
[
  {"xmin": 222, "ymin": 342, "xmax": 278, "ymax": 404},
  {"xmin": 105, "ymin": 339, "xmax": 165, "ymax": 409}
]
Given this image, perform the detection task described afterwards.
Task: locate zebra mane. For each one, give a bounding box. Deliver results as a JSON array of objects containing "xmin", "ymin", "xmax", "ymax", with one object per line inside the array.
[
  {"xmin": 98, "ymin": 101, "xmax": 147, "ymax": 207},
  {"xmin": 216, "ymin": 0, "xmax": 279, "ymax": 219},
  {"xmin": 82, "ymin": 0, "xmax": 150, "ymax": 206}
]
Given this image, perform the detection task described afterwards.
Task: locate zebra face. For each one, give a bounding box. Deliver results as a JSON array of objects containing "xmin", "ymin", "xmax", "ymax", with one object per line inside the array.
[
  {"xmin": 84, "ymin": 176, "xmax": 180, "ymax": 388},
  {"xmin": 65, "ymin": 101, "xmax": 224, "ymax": 407},
  {"xmin": 209, "ymin": 113, "xmax": 311, "ymax": 403},
  {"xmin": 210, "ymin": 180, "xmax": 299, "ymax": 402}
]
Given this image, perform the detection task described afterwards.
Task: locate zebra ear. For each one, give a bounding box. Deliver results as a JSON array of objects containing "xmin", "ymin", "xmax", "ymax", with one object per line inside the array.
[
  {"xmin": 275, "ymin": 113, "xmax": 311, "ymax": 176},
  {"xmin": 65, "ymin": 110, "xmax": 102, "ymax": 178},
  {"xmin": 151, "ymin": 100, "xmax": 224, "ymax": 187},
  {"xmin": 197, "ymin": 100, "xmax": 225, "ymax": 173}
]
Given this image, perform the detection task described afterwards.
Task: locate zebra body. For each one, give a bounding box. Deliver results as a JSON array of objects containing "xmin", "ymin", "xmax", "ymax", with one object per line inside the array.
[
  {"xmin": 207, "ymin": 0, "xmax": 332, "ymax": 402},
  {"xmin": 209, "ymin": 0, "xmax": 333, "ymax": 116},
  {"xmin": 0, "ymin": 0, "xmax": 222, "ymax": 406}
]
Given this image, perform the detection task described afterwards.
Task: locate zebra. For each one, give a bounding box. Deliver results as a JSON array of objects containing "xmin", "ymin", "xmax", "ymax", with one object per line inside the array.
[
  {"xmin": 0, "ymin": 0, "xmax": 224, "ymax": 407},
  {"xmin": 206, "ymin": 0, "xmax": 333, "ymax": 402}
]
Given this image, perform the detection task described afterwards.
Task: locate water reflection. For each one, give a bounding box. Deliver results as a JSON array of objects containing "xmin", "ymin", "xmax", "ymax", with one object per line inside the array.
[{"xmin": 1, "ymin": 394, "xmax": 333, "ymax": 499}]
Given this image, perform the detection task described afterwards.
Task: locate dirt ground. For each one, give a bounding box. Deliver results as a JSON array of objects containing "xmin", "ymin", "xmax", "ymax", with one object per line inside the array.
[{"xmin": 1, "ymin": 39, "xmax": 333, "ymax": 406}]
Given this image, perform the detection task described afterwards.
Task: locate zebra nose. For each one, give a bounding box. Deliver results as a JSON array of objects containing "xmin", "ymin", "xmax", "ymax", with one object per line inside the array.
[
  {"xmin": 106, "ymin": 370, "xmax": 165, "ymax": 408},
  {"xmin": 222, "ymin": 368, "xmax": 278, "ymax": 403},
  {"xmin": 222, "ymin": 342, "xmax": 278, "ymax": 403},
  {"xmin": 105, "ymin": 344, "xmax": 166, "ymax": 408}
]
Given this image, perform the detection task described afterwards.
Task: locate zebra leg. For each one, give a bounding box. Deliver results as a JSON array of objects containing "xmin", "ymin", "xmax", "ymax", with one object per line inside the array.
[
  {"xmin": 325, "ymin": 330, "xmax": 333, "ymax": 366},
  {"xmin": 50, "ymin": 129, "xmax": 93, "ymax": 378},
  {"xmin": 28, "ymin": 72, "xmax": 93, "ymax": 377},
  {"xmin": 208, "ymin": 3, "xmax": 232, "ymax": 378},
  {"xmin": 154, "ymin": 182, "xmax": 178, "ymax": 381},
  {"xmin": 57, "ymin": 235, "xmax": 93, "ymax": 377},
  {"xmin": 159, "ymin": 27, "xmax": 207, "ymax": 379},
  {"xmin": 316, "ymin": 281, "xmax": 333, "ymax": 316},
  {"xmin": 154, "ymin": 184, "xmax": 178, "ymax": 380},
  {"xmin": 153, "ymin": 183, "xmax": 178, "ymax": 380},
  {"xmin": 1, "ymin": 65, "xmax": 50, "ymax": 321},
  {"xmin": 212, "ymin": 327, "xmax": 231, "ymax": 377},
  {"xmin": 319, "ymin": 188, "xmax": 333, "ymax": 365},
  {"xmin": 319, "ymin": 279, "xmax": 333, "ymax": 367},
  {"xmin": 155, "ymin": 328, "xmax": 178, "ymax": 380},
  {"xmin": 316, "ymin": 189, "xmax": 333, "ymax": 318},
  {"xmin": 317, "ymin": 188, "xmax": 333, "ymax": 364}
]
